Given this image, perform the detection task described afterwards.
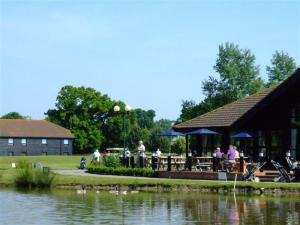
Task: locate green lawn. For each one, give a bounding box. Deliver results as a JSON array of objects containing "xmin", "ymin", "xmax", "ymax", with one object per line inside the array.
[{"xmin": 0, "ymin": 155, "xmax": 93, "ymax": 170}]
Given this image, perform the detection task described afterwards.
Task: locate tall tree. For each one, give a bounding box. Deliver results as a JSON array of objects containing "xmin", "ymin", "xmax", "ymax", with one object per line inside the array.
[
  {"xmin": 45, "ymin": 86, "xmax": 115, "ymax": 153},
  {"xmin": 205, "ymin": 42, "xmax": 263, "ymax": 104},
  {"xmin": 266, "ymin": 51, "xmax": 297, "ymax": 86},
  {"xmin": 1, "ymin": 112, "xmax": 25, "ymax": 119},
  {"xmin": 145, "ymin": 119, "xmax": 173, "ymax": 153},
  {"xmin": 178, "ymin": 42, "xmax": 264, "ymax": 122}
]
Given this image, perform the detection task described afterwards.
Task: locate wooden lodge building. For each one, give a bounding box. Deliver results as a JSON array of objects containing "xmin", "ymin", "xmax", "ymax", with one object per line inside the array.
[
  {"xmin": 174, "ymin": 68, "xmax": 300, "ymax": 162},
  {"xmin": 0, "ymin": 119, "xmax": 74, "ymax": 155}
]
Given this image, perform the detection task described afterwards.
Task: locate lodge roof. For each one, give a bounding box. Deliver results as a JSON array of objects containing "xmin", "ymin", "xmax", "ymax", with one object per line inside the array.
[
  {"xmin": 0, "ymin": 119, "xmax": 74, "ymax": 138},
  {"xmin": 174, "ymin": 68, "xmax": 300, "ymax": 131}
]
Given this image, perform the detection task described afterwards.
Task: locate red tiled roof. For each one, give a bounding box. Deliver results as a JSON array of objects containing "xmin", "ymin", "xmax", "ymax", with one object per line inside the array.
[
  {"xmin": 174, "ymin": 86, "xmax": 277, "ymax": 130},
  {"xmin": 0, "ymin": 119, "xmax": 74, "ymax": 138}
]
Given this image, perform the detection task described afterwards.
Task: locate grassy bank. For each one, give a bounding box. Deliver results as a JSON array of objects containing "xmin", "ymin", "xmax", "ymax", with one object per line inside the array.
[
  {"xmin": 0, "ymin": 155, "xmax": 93, "ymax": 170},
  {"xmin": 1, "ymin": 168, "xmax": 300, "ymax": 195}
]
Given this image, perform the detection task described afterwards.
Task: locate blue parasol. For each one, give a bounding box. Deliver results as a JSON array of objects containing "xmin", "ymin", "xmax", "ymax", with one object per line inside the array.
[
  {"xmin": 186, "ymin": 128, "xmax": 219, "ymax": 135},
  {"xmin": 157, "ymin": 130, "xmax": 184, "ymax": 137},
  {"xmin": 232, "ymin": 132, "xmax": 254, "ymax": 138}
]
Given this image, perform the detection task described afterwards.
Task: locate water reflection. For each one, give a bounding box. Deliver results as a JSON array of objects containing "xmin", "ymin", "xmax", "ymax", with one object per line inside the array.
[{"xmin": 0, "ymin": 189, "xmax": 299, "ymax": 225}]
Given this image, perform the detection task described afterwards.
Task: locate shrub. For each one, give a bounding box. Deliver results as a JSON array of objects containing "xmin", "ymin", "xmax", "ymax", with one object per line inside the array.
[
  {"xmin": 88, "ymin": 165, "xmax": 158, "ymax": 177},
  {"xmin": 17, "ymin": 160, "xmax": 32, "ymax": 169},
  {"xmin": 14, "ymin": 161, "xmax": 55, "ymax": 189},
  {"xmin": 171, "ymin": 137, "xmax": 186, "ymax": 155},
  {"xmin": 15, "ymin": 166, "xmax": 34, "ymax": 188},
  {"xmin": 102, "ymin": 155, "xmax": 121, "ymax": 168}
]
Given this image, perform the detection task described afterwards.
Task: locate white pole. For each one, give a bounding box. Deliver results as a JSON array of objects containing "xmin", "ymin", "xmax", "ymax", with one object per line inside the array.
[{"xmin": 233, "ymin": 173, "xmax": 238, "ymax": 192}]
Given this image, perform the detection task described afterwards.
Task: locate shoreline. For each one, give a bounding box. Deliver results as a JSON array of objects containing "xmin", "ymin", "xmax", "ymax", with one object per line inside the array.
[
  {"xmin": 54, "ymin": 183, "xmax": 300, "ymax": 196},
  {"xmin": 1, "ymin": 169, "xmax": 300, "ymax": 196}
]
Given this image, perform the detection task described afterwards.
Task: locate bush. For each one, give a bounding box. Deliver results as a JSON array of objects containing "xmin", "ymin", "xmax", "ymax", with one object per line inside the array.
[
  {"xmin": 14, "ymin": 161, "xmax": 55, "ymax": 188},
  {"xmin": 102, "ymin": 155, "xmax": 121, "ymax": 168},
  {"xmin": 171, "ymin": 137, "xmax": 186, "ymax": 155},
  {"xmin": 88, "ymin": 165, "xmax": 158, "ymax": 177}
]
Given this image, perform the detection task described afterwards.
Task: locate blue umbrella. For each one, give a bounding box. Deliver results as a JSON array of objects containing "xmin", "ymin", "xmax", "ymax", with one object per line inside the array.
[
  {"xmin": 232, "ymin": 132, "xmax": 254, "ymax": 138},
  {"xmin": 187, "ymin": 128, "xmax": 218, "ymax": 135},
  {"xmin": 158, "ymin": 130, "xmax": 184, "ymax": 137},
  {"xmin": 232, "ymin": 132, "xmax": 255, "ymax": 154}
]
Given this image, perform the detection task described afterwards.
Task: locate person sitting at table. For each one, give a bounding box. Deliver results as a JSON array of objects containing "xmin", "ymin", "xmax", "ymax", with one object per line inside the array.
[
  {"xmin": 214, "ymin": 147, "xmax": 223, "ymax": 159},
  {"xmin": 220, "ymin": 145, "xmax": 236, "ymax": 171},
  {"xmin": 234, "ymin": 146, "xmax": 239, "ymax": 159}
]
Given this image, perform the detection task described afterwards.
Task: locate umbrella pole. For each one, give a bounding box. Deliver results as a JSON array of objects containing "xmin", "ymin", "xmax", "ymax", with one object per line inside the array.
[{"xmin": 168, "ymin": 137, "xmax": 172, "ymax": 171}]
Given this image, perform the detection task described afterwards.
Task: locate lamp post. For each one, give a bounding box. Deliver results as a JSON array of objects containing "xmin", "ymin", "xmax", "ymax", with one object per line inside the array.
[{"xmin": 114, "ymin": 104, "xmax": 132, "ymax": 165}]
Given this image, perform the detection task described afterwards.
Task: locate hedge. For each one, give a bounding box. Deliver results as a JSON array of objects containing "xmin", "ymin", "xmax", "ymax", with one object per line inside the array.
[{"xmin": 87, "ymin": 165, "xmax": 158, "ymax": 177}]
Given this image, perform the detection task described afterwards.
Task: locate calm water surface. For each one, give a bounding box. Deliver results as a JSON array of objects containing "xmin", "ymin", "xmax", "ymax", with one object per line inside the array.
[{"xmin": 0, "ymin": 189, "xmax": 300, "ymax": 225}]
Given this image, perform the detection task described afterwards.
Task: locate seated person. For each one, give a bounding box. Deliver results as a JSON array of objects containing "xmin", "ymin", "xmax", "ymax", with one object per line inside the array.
[
  {"xmin": 221, "ymin": 145, "xmax": 236, "ymax": 171},
  {"xmin": 215, "ymin": 147, "xmax": 223, "ymax": 159},
  {"xmin": 234, "ymin": 146, "xmax": 239, "ymax": 159}
]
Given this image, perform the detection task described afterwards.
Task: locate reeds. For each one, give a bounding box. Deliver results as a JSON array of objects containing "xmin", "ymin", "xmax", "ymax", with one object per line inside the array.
[{"xmin": 14, "ymin": 160, "xmax": 55, "ymax": 189}]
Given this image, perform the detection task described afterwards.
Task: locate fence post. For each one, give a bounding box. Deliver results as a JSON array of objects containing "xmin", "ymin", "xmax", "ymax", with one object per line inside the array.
[
  {"xmin": 167, "ymin": 155, "xmax": 171, "ymax": 171},
  {"xmin": 213, "ymin": 152, "xmax": 217, "ymax": 172},
  {"xmin": 188, "ymin": 151, "xmax": 192, "ymax": 171},
  {"xmin": 239, "ymin": 151, "xmax": 244, "ymax": 173},
  {"xmin": 130, "ymin": 156, "xmax": 135, "ymax": 168}
]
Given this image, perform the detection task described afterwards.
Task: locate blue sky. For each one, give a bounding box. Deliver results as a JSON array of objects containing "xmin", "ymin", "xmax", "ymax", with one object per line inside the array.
[{"xmin": 0, "ymin": 0, "xmax": 299, "ymax": 120}]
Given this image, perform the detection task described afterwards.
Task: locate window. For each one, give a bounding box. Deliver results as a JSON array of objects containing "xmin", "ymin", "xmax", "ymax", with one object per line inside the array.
[
  {"xmin": 63, "ymin": 139, "xmax": 69, "ymax": 145},
  {"xmin": 42, "ymin": 139, "xmax": 47, "ymax": 145},
  {"xmin": 21, "ymin": 139, "xmax": 27, "ymax": 145},
  {"xmin": 8, "ymin": 138, "xmax": 13, "ymax": 145}
]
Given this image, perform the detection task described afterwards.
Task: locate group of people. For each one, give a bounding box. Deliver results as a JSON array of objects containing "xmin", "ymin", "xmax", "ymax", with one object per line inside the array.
[
  {"xmin": 214, "ymin": 145, "xmax": 240, "ymax": 171},
  {"xmin": 90, "ymin": 140, "xmax": 148, "ymax": 163},
  {"xmin": 89, "ymin": 142, "xmax": 241, "ymax": 171}
]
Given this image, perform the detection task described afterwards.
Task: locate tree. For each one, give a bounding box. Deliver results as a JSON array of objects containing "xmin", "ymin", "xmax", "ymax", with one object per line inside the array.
[
  {"xmin": 178, "ymin": 42, "xmax": 264, "ymax": 122},
  {"xmin": 45, "ymin": 85, "xmax": 115, "ymax": 153},
  {"xmin": 178, "ymin": 100, "xmax": 198, "ymax": 123},
  {"xmin": 266, "ymin": 51, "xmax": 297, "ymax": 86},
  {"xmin": 171, "ymin": 137, "xmax": 186, "ymax": 155},
  {"xmin": 145, "ymin": 119, "xmax": 173, "ymax": 153},
  {"xmin": 134, "ymin": 108, "xmax": 155, "ymax": 129},
  {"xmin": 206, "ymin": 42, "xmax": 263, "ymax": 104},
  {"xmin": 1, "ymin": 112, "xmax": 25, "ymax": 119}
]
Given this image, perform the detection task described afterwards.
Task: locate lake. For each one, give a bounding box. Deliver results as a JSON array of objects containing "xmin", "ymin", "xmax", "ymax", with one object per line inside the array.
[{"xmin": 0, "ymin": 189, "xmax": 299, "ymax": 225}]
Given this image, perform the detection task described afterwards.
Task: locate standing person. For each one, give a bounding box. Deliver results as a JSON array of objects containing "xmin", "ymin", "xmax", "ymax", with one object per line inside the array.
[
  {"xmin": 137, "ymin": 140, "xmax": 146, "ymax": 168},
  {"xmin": 156, "ymin": 148, "xmax": 162, "ymax": 157},
  {"xmin": 92, "ymin": 149, "xmax": 100, "ymax": 163},
  {"xmin": 124, "ymin": 149, "xmax": 131, "ymax": 167}
]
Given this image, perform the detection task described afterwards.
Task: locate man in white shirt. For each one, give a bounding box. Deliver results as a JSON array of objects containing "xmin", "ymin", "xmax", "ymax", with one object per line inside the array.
[
  {"xmin": 137, "ymin": 140, "xmax": 146, "ymax": 157},
  {"xmin": 156, "ymin": 148, "xmax": 162, "ymax": 157},
  {"xmin": 137, "ymin": 140, "xmax": 145, "ymax": 168},
  {"xmin": 92, "ymin": 149, "xmax": 100, "ymax": 163}
]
